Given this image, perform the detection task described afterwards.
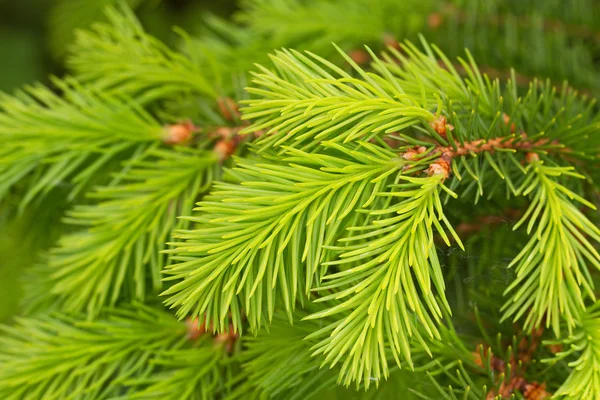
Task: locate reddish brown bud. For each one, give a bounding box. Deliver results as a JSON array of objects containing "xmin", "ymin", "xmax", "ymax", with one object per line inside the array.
[
  {"xmin": 214, "ymin": 324, "xmax": 238, "ymax": 353},
  {"xmin": 164, "ymin": 121, "xmax": 196, "ymax": 145},
  {"xmin": 427, "ymin": 13, "xmax": 443, "ymax": 29},
  {"xmin": 348, "ymin": 49, "xmax": 370, "ymax": 65},
  {"xmin": 502, "ymin": 113, "xmax": 516, "ymax": 133},
  {"xmin": 525, "ymin": 152, "xmax": 540, "ymax": 163},
  {"xmin": 472, "ymin": 350, "xmax": 484, "ymax": 368},
  {"xmin": 426, "ymin": 159, "xmax": 451, "ymax": 179},
  {"xmin": 547, "ymin": 343, "xmax": 562, "ymax": 354},
  {"xmin": 429, "ymin": 115, "xmax": 454, "ymax": 136},
  {"xmin": 383, "ymin": 34, "xmax": 400, "ymax": 50},
  {"xmin": 523, "ymin": 382, "xmax": 551, "ymax": 400},
  {"xmin": 186, "ymin": 317, "xmax": 206, "ymax": 340},
  {"xmin": 214, "ymin": 139, "xmax": 237, "ymax": 161},
  {"xmin": 217, "ymin": 97, "xmax": 239, "ymax": 121}
]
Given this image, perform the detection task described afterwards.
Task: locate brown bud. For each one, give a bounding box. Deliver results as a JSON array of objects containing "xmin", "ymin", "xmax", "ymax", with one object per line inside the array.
[
  {"xmin": 186, "ymin": 317, "xmax": 206, "ymax": 340},
  {"xmin": 547, "ymin": 343, "xmax": 562, "ymax": 354},
  {"xmin": 214, "ymin": 324, "xmax": 238, "ymax": 354},
  {"xmin": 164, "ymin": 121, "xmax": 196, "ymax": 145},
  {"xmin": 383, "ymin": 34, "xmax": 400, "ymax": 50},
  {"xmin": 348, "ymin": 49, "xmax": 370, "ymax": 65},
  {"xmin": 217, "ymin": 97, "xmax": 239, "ymax": 121},
  {"xmin": 427, "ymin": 13, "xmax": 443, "ymax": 29},
  {"xmin": 525, "ymin": 152, "xmax": 540, "ymax": 163},
  {"xmin": 214, "ymin": 139, "xmax": 237, "ymax": 162},
  {"xmin": 426, "ymin": 160, "xmax": 451, "ymax": 180},
  {"xmin": 523, "ymin": 382, "xmax": 551, "ymax": 400},
  {"xmin": 429, "ymin": 115, "xmax": 454, "ymax": 136},
  {"xmin": 472, "ymin": 350, "xmax": 484, "ymax": 368},
  {"xmin": 502, "ymin": 113, "xmax": 516, "ymax": 133}
]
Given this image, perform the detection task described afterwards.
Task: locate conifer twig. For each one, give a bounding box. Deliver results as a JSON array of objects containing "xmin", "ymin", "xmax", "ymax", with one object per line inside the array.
[{"xmin": 402, "ymin": 133, "xmax": 563, "ymax": 180}]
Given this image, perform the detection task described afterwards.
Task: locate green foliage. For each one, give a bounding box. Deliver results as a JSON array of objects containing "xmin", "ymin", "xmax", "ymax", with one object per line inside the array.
[
  {"xmin": 36, "ymin": 146, "xmax": 217, "ymax": 316},
  {"xmin": 240, "ymin": 45, "xmax": 437, "ymax": 152},
  {"xmin": 306, "ymin": 174, "xmax": 462, "ymax": 387},
  {"xmin": 68, "ymin": 4, "xmax": 217, "ymax": 100},
  {"xmin": 236, "ymin": 0, "xmax": 434, "ymax": 51},
  {"xmin": 1, "ymin": 1, "xmax": 599, "ymax": 399},
  {"xmin": 163, "ymin": 142, "xmax": 403, "ymax": 333},
  {"xmin": 180, "ymin": 0, "xmax": 435, "ymax": 90},
  {"xmin": 163, "ymin": 35, "xmax": 599, "ymax": 390},
  {"xmin": 0, "ymin": 305, "xmax": 186, "ymax": 399},
  {"xmin": 502, "ymin": 162, "xmax": 600, "ymax": 335},
  {"xmin": 236, "ymin": 310, "xmax": 339, "ymax": 399},
  {"xmin": 545, "ymin": 304, "xmax": 600, "ymax": 399},
  {"xmin": 123, "ymin": 346, "xmax": 236, "ymax": 400},
  {"xmin": 426, "ymin": 0, "xmax": 600, "ymax": 96},
  {"xmin": 0, "ymin": 76, "xmax": 164, "ymax": 208},
  {"xmin": 236, "ymin": 309, "xmax": 482, "ymax": 399},
  {"xmin": 48, "ymin": 0, "xmax": 147, "ymax": 59}
]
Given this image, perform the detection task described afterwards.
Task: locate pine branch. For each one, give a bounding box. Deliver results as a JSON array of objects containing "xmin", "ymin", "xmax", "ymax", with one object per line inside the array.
[
  {"xmin": 242, "ymin": 39, "xmax": 597, "ymax": 163},
  {"xmin": 123, "ymin": 346, "xmax": 236, "ymax": 400},
  {"xmin": 163, "ymin": 39, "xmax": 598, "ymax": 389},
  {"xmin": 1, "ymin": 2, "xmax": 598, "ymax": 397},
  {"xmin": 38, "ymin": 146, "xmax": 217, "ymax": 316},
  {"xmin": 236, "ymin": 307, "xmax": 478, "ymax": 399},
  {"xmin": 162, "ymin": 142, "xmax": 404, "ymax": 332},
  {"xmin": 305, "ymin": 174, "xmax": 462, "ymax": 387},
  {"xmin": 402, "ymin": 134, "xmax": 566, "ymax": 181},
  {"xmin": 0, "ymin": 305, "xmax": 187, "ymax": 399},
  {"xmin": 0, "ymin": 77, "xmax": 170, "ymax": 209},
  {"xmin": 233, "ymin": 310, "xmax": 339, "ymax": 400},
  {"xmin": 502, "ymin": 162, "xmax": 600, "ymax": 335},
  {"xmin": 240, "ymin": 44, "xmax": 438, "ymax": 152}
]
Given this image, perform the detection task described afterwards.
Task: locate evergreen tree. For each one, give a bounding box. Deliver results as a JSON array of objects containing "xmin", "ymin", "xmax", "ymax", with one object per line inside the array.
[{"xmin": 1, "ymin": 1, "xmax": 599, "ymax": 399}]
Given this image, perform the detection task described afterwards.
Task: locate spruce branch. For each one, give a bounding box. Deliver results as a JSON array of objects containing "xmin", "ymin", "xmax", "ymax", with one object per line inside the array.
[
  {"xmin": 433, "ymin": 2, "xmax": 600, "ymax": 44},
  {"xmin": 162, "ymin": 142, "xmax": 404, "ymax": 333},
  {"xmin": 236, "ymin": 0, "xmax": 435, "ymax": 53},
  {"xmin": 1, "ymin": 2, "xmax": 598, "ymax": 398},
  {"xmin": 544, "ymin": 303, "xmax": 600, "ymax": 399},
  {"xmin": 233, "ymin": 310, "xmax": 339, "ymax": 400},
  {"xmin": 242, "ymin": 38, "xmax": 598, "ymax": 164},
  {"xmin": 240, "ymin": 44, "xmax": 438, "ymax": 152},
  {"xmin": 402, "ymin": 134, "xmax": 566, "ymax": 181},
  {"xmin": 0, "ymin": 305, "xmax": 187, "ymax": 399},
  {"xmin": 305, "ymin": 174, "xmax": 462, "ymax": 387},
  {"xmin": 424, "ymin": 1, "xmax": 600, "ymax": 96},
  {"xmin": 163, "ymin": 39, "xmax": 599, "ymax": 390},
  {"xmin": 0, "ymin": 77, "xmax": 165, "ymax": 208},
  {"xmin": 502, "ymin": 162, "xmax": 600, "ymax": 335},
  {"xmin": 39, "ymin": 146, "xmax": 217, "ymax": 316},
  {"xmin": 122, "ymin": 345, "xmax": 236, "ymax": 400}
]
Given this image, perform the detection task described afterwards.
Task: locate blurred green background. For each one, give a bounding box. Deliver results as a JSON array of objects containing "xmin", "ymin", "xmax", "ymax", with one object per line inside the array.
[
  {"xmin": 0, "ymin": 0, "xmax": 238, "ymax": 92},
  {"xmin": 0, "ymin": 0, "xmax": 238, "ymax": 321}
]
